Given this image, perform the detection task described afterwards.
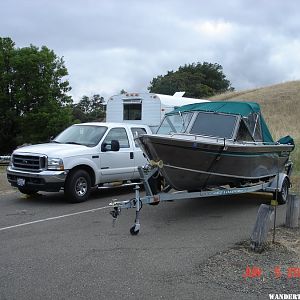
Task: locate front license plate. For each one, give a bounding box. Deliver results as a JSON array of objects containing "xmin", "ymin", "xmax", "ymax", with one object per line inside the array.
[{"xmin": 17, "ymin": 178, "xmax": 25, "ymax": 187}]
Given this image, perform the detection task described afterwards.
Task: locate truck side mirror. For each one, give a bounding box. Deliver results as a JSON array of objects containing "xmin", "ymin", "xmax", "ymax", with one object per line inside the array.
[
  {"xmin": 111, "ymin": 140, "xmax": 120, "ymax": 151},
  {"xmin": 101, "ymin": 140, "xmax": 120, "ymax": 152}
]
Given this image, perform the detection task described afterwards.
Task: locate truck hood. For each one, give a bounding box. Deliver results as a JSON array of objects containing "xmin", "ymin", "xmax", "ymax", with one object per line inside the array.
[{"xmin": 13, "ymin": 143, "xmax": 95, "ymax": 157}]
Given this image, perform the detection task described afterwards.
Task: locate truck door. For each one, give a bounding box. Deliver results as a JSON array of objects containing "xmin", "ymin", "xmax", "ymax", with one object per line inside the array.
[
  {"xmin": 130, "ymin": 127, "xmax": 149, "ymax": 179},
  {"xmin": 100, "ymin": 127, "xmax": 135, "ymax": 182}
]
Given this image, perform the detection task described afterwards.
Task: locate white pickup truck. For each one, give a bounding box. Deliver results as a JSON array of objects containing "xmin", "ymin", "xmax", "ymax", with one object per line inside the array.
[{"xmin": 7, "ymin": 122, "xmax": 151, "ymax": 202}]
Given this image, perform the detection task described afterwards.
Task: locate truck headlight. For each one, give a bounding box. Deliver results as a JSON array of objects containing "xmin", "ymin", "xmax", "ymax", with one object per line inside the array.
[{"xmin": 47, "ymin": 158, "xmax": 64, "ymax": 170}]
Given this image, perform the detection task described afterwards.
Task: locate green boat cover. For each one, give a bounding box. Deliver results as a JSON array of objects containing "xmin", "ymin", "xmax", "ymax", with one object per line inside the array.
[
  {"xmin": 169, "ymin": 101, "xmax": 275, "ymax": 143},
  {"xmin": 277, "ymin": 135, "xmax": 294, "ymax": 145}
]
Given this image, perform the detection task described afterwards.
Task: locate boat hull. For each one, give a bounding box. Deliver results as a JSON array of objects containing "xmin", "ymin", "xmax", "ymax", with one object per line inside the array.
[{"xmin": 139, "ymin": 134, "xmax": 293, "ymax": 191}]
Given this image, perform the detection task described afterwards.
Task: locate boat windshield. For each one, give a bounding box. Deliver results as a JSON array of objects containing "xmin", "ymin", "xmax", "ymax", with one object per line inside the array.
[
  {"xmin": 189, "ymin": 112, "xmax": 238, "ymax": 139},
  {"xmin": 156, "ymin": 112, "xmax": 193, "ymax": 134},
  {"xmin": 53, "ymin": 125, "xmax": 108, "ymax": 147},
  {"xmin": 243, "ymin": 113, "xmax": 263, "ymax": 141}
]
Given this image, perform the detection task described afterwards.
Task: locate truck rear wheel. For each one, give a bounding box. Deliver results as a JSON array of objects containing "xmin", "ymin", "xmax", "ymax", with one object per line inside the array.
[{"xmin": 65, "ymin": 169, "xmax": 91, "ymax": 203}]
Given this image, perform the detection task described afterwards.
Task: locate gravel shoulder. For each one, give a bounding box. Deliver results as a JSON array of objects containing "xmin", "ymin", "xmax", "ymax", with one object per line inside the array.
[
  {"xmin": 197, "ymin": 226, "xmax": 300, "ymax": 296},
  {"xmin": 0, "ymin": 166, "xmax": 15, "ymax": 194}
]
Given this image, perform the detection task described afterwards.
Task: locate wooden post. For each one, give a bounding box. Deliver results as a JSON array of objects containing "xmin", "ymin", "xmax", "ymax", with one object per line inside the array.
[
  {"xmin": 285, "ymin": 193, "xmax": 300, "ymax": 228},
  {"xmin": 250, "ymin": 204, "xmax": 275, "ymax": 252}
]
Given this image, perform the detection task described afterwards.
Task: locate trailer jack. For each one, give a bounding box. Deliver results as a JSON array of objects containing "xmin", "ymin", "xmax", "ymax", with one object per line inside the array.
[{"xmin": 109, "ymin": 185, "xmax": 143, "ymax": 235}]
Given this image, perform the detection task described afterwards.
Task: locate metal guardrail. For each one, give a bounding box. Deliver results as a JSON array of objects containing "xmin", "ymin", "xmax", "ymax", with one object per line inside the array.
[{"xmin": 0, "ymin": 156, "xmax": 11, "ymax": 166}]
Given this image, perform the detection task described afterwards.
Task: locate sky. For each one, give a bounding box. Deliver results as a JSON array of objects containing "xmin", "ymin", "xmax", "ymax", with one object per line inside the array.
[{"xmin": 1, "ymin": 0, "xmax": 300, "ymax": 102}]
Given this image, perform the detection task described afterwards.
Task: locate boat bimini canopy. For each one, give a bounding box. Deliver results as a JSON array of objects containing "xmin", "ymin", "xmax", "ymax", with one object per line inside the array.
[{"xmin": 168, "ymin": 101, "xmax": 275, "ymax": 143}]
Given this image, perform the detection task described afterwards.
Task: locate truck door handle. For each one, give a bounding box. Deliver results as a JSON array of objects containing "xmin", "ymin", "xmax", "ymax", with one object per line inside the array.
[{"xmin": 130, "ymin": 152, "xmax": 134, "ymax": 159}]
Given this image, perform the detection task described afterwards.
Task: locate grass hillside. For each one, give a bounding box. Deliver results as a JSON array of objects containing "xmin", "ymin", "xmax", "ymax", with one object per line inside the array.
[
  {"xmin": 210, "ymin": 80, "xmax": 300, "ymax": 141},
  {"xmin": 209, "ymin": 80, "xmax": 300, "ymax": 190}
]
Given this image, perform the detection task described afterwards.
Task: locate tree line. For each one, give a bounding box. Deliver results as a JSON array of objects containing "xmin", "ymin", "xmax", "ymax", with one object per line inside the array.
[{"xmin": 0, "ymin": 37, "xmax": 233, "ymax": 154}]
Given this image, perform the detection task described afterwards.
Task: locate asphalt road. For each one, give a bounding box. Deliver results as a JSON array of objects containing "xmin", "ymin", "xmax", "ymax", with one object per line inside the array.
[{"xmin": 0, "ymin": 187, "xmax": 287, "ymax": 300}]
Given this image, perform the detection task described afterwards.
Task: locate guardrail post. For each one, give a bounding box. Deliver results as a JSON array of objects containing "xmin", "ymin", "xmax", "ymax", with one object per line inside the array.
[
  {"xmin": 250, "ymin": 204, "xmax": 275, "ymax": 252},
  {"xmin": 285, "ymin": 193, "xmax": 299, "ymax": 228}
]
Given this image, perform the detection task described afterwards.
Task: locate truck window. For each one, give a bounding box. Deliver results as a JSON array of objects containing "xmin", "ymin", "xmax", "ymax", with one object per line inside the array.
[
  {"xmin": 123, "ymin": 103, "xmax": 142, "ymax": 120},
  {"xmin": 131, "ymin": 127, "xmax": 147, "ymax": 147},
  {"xmin": 103, "ymin": 128, "xmax": 130, "ymax": 149}
]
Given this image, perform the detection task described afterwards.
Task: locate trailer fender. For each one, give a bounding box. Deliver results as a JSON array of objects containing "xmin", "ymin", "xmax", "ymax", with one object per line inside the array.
[{"xmin": 267, "ymin": 173, "xmax": 290, "ymax": 192}]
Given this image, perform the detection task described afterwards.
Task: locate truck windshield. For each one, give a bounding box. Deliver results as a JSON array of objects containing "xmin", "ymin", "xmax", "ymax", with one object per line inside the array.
[
  {"xmin": 156, "ymin": 112, "xmax": 193, "ymax": 134},
  {"xmin": 53, "ymin": 125, "xmax": 108, "ymax": 147}
]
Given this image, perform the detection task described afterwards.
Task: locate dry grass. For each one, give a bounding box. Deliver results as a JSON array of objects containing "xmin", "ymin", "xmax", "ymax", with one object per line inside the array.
[
  {"xmin": 211, "ymin": 81, "xmax": 300, "ymax": 140},
  {"xmin": 0, "ymin": 166, "xmax": 14, "ymax": 193}
]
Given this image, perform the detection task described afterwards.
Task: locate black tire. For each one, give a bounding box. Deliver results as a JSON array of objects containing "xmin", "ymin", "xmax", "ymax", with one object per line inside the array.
[
  {"xmin": 130, "ymin": 226, "xmax": 139, "ymax": 235},
  {"xmin": 64, "ymin": 169, "xmax": 91, "ymax": 203},
  {"xmin": 18, "ymin": 187, "xmax": 38, "ymax": 195},
  {"xmin": 276, "ymin": 177, "xmax": 289, "ymax": 205}
]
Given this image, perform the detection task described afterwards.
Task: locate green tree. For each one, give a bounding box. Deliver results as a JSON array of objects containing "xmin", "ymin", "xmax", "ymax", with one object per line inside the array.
[
  {"xmin": 0, "ymin": 37, "xmax": 74, "ymax": 153},
  {"xmin": 148, "ymin": 62, "xmax": 234, "ymax": 98},
  {"xmin": 72, "ymin": 94, "xmax": 105, "ymax": 123}
]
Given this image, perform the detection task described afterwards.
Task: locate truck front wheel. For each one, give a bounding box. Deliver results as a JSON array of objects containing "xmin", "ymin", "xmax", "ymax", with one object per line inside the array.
[
  {"xmin": 65, "ymin": 169, "xmax": 91, "ymax": 203},
  {"xmin": 18, "ymin": 187, "xmax": 38, "ymax": 195}
]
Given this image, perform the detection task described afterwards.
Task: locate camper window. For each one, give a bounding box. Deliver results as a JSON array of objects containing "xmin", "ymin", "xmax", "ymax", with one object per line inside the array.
[{"xmin": 123, "ymin": 103, "xmax": 142, "ymax": 120}]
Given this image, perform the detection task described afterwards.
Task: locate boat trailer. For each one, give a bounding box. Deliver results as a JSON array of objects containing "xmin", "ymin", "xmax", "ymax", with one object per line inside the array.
[{"xmin": 109, "ymin": 163, "xmax": 291, "ymax": 235}]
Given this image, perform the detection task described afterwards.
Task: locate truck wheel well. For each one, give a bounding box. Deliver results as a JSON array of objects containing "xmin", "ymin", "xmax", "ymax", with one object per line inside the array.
[{"xmin": 68, "ymin": 165, "xmax": 96, "ymax": 187}]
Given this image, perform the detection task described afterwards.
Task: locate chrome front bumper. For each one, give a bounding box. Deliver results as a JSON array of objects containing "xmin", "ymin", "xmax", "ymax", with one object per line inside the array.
[{"xmin": 6, "ymin": 166, "xmax": 68, "ymax": 192}]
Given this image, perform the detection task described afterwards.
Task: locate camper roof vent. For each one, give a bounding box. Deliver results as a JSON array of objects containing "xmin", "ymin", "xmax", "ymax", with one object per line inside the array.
[
  {"xmin": 123, "ymin": 99, "xmax": 142, "ymax": 104},
  {"xmin": 173, "ymin": 92, "xmax": 185, "ymax": 97},
  {"xmin": 126, "ymin": 93, "xmax": 139, "ymax": 97}
]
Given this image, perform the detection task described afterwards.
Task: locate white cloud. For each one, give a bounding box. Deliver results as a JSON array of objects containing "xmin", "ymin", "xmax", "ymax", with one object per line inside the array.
[
  {"xmin": 1, "ymin": 0, "xmax": 300, "ymax": 101},
  {"xmin": 180, "ymin": 19, "xmax": 234, "ymax": 39}
]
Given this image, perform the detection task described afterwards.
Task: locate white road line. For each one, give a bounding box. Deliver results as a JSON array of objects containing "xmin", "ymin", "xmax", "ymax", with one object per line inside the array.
[{"xmin": 0, "ymin": 205, "xmax": 111, "ymax": 232}]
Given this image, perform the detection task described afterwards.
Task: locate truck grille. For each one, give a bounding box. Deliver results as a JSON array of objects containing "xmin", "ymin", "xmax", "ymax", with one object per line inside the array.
[{"xmin": 12, "ymin": 154, "xmax": 46, "ymax": 171}]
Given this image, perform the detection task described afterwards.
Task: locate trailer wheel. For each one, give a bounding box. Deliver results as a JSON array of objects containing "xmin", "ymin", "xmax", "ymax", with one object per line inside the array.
[
  {"xmin": 65, "ymin": 169, "xmax": 91, "ymax": 203},
  {"xmin": 276, "ymin": 177, "xmax": 289, "ymax": 205},
  {"xmin": 130, "ymin": 226, "xmax": 139, "ymax": 235}
]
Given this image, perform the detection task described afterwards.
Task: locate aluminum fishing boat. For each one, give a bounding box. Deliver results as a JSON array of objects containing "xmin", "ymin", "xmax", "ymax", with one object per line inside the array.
[{"xmin": 138, "ymin": 101, "xmax": 294, "ymax": 191}]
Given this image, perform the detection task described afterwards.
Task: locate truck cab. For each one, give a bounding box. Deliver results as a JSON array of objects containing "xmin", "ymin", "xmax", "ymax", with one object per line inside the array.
[{"xmin": 7, "ymin": 122, "xmax": 151, "ymax": 202}]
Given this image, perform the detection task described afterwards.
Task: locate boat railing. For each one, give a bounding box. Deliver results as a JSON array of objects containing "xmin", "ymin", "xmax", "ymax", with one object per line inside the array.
[
  {"xmin": 169, "ymin": 132, "xmax": 290, "ymax": 147},
  {"xmin": 170, "ymin": 132, "xmax": 234, "ymax": 143}
]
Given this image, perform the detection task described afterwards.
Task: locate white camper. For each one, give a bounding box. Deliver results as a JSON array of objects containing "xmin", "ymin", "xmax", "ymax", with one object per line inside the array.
[{"xmin": 106, "ymin": 92, "xmax": 209, "ymax": 132}]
